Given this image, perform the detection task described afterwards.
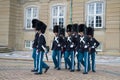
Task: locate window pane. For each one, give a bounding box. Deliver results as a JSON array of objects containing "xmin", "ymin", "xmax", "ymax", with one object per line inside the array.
[
  {"xmin": 59, "ymin": 6, "xmax": 64, "ymax": 16},
  {"xmin": 27, "ymin": 8, "xmax": 31, "ymax": 17},
  {"xmin": 33, "ymin": 7, "xmax": 37, "ymax": 17},
  {"xmin": 27, "ymin": 19, "xmax": 31, "ymax": 28},
  {"xmin": 53, "ymin": 6, "xmax": 58, "ymax": 16},
  {"xmin": 53, "ymin": 18, "xmax": 57, "ymax": 26},
  {"xmin": 59, "ymin": 18, "xmax": 64, "ymax": 27},
  {"xmin": 95, "ymin": 16, "xmax": 102, "ymax": 27},
  {"xmin": 88, "ymin": 16, "xmax": 94, "ymax": 27},
  {"xmin": 25, "ymin": 40, "xmax": 33, "ymax": 49},
  {"xmin": 96, "ymin": 3, "xmax": 102, "ymax": 14},
  {"xmin": 25, "ymin": 41, "xmax": 30, "ymax": 48},
  {"xmin": 88, "ymin": 3, "xmax": 94, "ymax": 14}
]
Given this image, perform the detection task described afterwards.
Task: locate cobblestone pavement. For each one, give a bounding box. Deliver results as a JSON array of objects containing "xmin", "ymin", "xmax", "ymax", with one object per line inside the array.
[{"xmin": 0, "ymin": 59, "xmax": 120, "ymax": 80}]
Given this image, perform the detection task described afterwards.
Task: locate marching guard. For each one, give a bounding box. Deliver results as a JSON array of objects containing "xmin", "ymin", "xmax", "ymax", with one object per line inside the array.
[
  {"xmin": 59, "ymin": 27, "xmax": 67, "ymax": 69},
  {"xmin": 87, "ymin": 27, "xmax": 100, "ymax": 72},
  {"xmin": 77, "ymin": 24, "xmax": 89, "ymax": 74},
  {"xmin": 71, "ymin": 24, "xmax": 79, "ymax": 69},
  {"xmin": 34, "ymin": 20, "xmax": 49, "ymax": 75},
  {"xmin": 31, "ymin": 19, "xmax": 39, "ymax": 72},
  {"xmin": 51, "ymin": 25, "xmax": 63, "ymax": 70},
  {"xmin": 64, "ymin": 24, "xmax": 76, "ymax": 72}
]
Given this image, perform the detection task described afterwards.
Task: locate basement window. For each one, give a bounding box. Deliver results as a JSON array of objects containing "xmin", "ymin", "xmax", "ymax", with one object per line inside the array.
[{"xmin": 25, "ymin": 40, "xmax": 33, "ymax": 49}]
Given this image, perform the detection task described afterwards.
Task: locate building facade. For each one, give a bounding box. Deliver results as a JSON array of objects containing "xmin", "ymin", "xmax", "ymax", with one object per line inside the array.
[{"xmin": 0, "ymin": 0, "xmax": 120, "ymax": 54}]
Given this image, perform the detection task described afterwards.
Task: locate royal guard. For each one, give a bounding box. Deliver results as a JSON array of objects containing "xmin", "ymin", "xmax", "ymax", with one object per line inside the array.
[
  {"xmin": 51, "ymin": 25, "xmax": 63, "ymax": 70},
  {"xmin": 59, "ymin": 27, "xmax": 67, "ymax": 69},
  {"xmin": 72, "ymin": 23, "xmax": 79, "ymax": 38},
  {"xmin": 72, "ymin": 23, "xmax": 79, "ymax": 70},
  {"xmin": 87, "ymin": 27, "xmax": 100, "ymax": 72},
  {"xmin": 31, "ymin": 19, "xmax": 39, "ymax": 72},
  {"xmin": 34, "ymin": 20, "xmax": 49, "ymax": 75},
  {"xmin": 77, "ymin": 24, "xmax": 89, "ymax": 74},
  {"xmin": 72, "ymin": 24, "xmax": 79, "ymax": 54},
  {"xmin": 64, "ymin": 24, "xmax": 75, "ymax": 72}
]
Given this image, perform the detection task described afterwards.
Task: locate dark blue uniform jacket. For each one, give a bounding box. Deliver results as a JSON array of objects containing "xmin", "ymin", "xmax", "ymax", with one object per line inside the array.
[
  {"xmin": 32, "ymin": 32, "xmax": 39, "ymax": 48},
  {"xmin": 76, "ymin": 35, "xmax": 89, "ymax": 53},
  {"xmin": 37, "ymin": 34, "xmax": 46, "ymax": 52},
  {"xmin": 51, "ymin": 36, "xmax": 63, "ymax": 50},
  {"xmin": 89, "ymin": 37, "xmax": 100, "ymax": 53}
]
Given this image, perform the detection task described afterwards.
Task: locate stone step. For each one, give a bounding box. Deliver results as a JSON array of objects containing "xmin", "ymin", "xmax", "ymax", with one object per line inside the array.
[{"xmin": 0, "ymin": 46, "xmax": 13, "ymax": 53}]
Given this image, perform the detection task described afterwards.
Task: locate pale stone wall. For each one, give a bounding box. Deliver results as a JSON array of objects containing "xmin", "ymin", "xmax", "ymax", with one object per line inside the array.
[
  {"xmin": 8, "ymin": 0, "xmax": 18, "ymax": 49},
  {"xmin": 0, "ymin": 0, "xmax": 10, "ymax": 46},
  {"xmin": 105, "ymin": 0, "xmax": 120, "ymax": 51}
]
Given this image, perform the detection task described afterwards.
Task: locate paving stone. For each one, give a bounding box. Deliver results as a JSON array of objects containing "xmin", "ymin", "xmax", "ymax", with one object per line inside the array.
[{"xmin": 0, "ymin": 59, "xmax": 120, "ymax": 80}]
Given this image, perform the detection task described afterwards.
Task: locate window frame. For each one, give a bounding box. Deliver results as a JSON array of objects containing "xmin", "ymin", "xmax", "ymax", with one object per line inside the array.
[
  {"xmin": 50, "ymin": 4, "xmax": 66, "ymax": 29},
  {"xmin": 24, "ymin": 5, "xmax": 39, "ymax": 30},
  {"xmin": 85, "ymin": 0, "xmax": 105, "ymax": 29}
]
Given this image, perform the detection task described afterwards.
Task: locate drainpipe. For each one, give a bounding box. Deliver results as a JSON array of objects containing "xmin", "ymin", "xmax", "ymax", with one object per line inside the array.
[
  {"xmin": 70, "ymin": 0, "xmax": 73, "ymax": 24},
  {"xmin": 119, "ymin": 7, "xmax": 120, "ymax": 52}
]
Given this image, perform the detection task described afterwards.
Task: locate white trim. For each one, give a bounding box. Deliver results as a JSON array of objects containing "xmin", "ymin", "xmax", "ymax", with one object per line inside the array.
[
  {"xmin": 86, "ymin": 0, "xmax": 105, "ymax": 3},
  {"xmin": 35, "ymin": 53, "xmax": 38, "ymax": 70},
  {"xmin": 50, "ymin": 3, "xmax": 67, "ymax": 29},
  {"xmin": 58, "ymin": 51, "xmax": 61, "ymax": 68},
  {"xmin": 38, "ymin": 52, "xmax": 42, "ymax": 72},
  {"xmin": 24, "ymin": 5, "xmax": 39, "ymax": 30}
]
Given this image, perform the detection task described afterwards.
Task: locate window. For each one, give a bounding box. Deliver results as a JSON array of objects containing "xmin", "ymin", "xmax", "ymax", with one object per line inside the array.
[
  {"xmin": 86, "ymin": 1, "xmax": 104, "ymax": 28},
  {"xmin": 51, "ymin": 5, "xmax": 66, "ymax": 29},
  {"xmin": 25, "ymin": 6, "xmax": 38, "ymax": 29},
  {"xmin": 96, "ymin": 42, "xmax": 102, "ymax": 51},
  {"xmin": 25, "ymin": 40, "xmax": 33, "ymax": 49}
]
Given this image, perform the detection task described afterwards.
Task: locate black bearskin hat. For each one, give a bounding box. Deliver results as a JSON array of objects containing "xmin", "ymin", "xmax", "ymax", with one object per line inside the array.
[
  {"xmin": 78, "ymin": 24, "xmax": 87, "ymax": 34},
  {"xmin": 53, "ymin": 25, "xmax": 59, "ymax": 33},
  {"xmin": 32, "ymin": 19, "xmax": 39, "ymax": 28},
  {"xmin": 66, "ymin": 24, "xmax": 72, "ymax": 32},
  {"xmin": 36, "ymin": 20, "xmax": 47, "ymax": 34},
  {"xmin": 72, "ymin": 23, "xmax": 78, "ymax": 32},
  {"xmin": 87, "ymin": 27, "xmax": 94, "ymax": 36},
  {"xmin": 59, "ymin": 27, "xmax": 65, "ymax": 36}
]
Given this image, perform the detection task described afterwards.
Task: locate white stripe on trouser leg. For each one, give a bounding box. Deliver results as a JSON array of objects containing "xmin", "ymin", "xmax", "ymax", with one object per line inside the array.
[
  {"xmin": 35, "ymin": 54, "xmax": 37, "ymax": 70},
  {"xmin": 86, "ymin": 52, "xmax": 88, "ymax": 72},
  {"xmin": 94, "ymin": 53, "xmax": 96, "ymax": 70},
  {"xmin": 59, "ymin": 51, "xmax": 61, "ymax": 68},
  {"xmin": 72, "ymin": 51, "xmax": 74, "ymax": 70},
  {"xmin": 38, "ymin": 52, "xmax": 41, "ymax": 72}
]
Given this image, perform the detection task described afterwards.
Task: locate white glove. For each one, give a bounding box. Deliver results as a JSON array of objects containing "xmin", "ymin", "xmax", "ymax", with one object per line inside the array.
[
  {"xmin": 42, "ymin": 45, "xmax": 47, "ymax": 53},
  {"xmin": 92, "ymin": 46, "xmax": 95, "ymax": 48},
  {"xmin": 70, "ymin": 44, "xmax": 74, "ymax": 48},
  {"xmin": 58, "ymin": 44, "xmax": 61, "ymax": 47},
  {"xmin": 84, "ymin": 45, "xmax": 88, "ymax": 48}
]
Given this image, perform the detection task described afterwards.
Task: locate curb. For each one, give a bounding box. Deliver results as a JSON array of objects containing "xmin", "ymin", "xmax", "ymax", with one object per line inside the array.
[
  {"xmin": 0, "ymin": 57, "xmax": 54, "ymax": 63},
  {"xmin": 0, "ymin": 58, "xmax": 33, "ymax": 61}
]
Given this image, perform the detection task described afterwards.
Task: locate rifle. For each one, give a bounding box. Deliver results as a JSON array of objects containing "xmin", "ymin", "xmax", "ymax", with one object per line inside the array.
[{"xmin": 45, "ymin": 46, "xmax": 49, "ymax": 61}]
